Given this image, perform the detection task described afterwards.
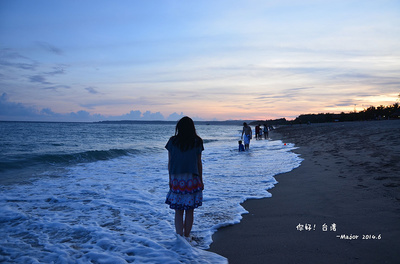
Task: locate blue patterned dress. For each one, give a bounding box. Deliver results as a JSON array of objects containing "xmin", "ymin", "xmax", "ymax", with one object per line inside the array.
[{"xmin": 165, "ymin": 137, "xmax": 204, "ymax": 210}]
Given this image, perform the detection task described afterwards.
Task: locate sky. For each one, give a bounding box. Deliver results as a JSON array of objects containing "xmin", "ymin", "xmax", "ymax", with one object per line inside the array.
[{"xmin": 0, "ymin": 0, "xmax": 399, "ymax": 121}]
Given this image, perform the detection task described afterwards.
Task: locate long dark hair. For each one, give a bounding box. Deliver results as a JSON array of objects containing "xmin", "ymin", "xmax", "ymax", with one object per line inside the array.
[{"xmin": 172, "ymin": 116, "xmax": 202, "ymax": 151}]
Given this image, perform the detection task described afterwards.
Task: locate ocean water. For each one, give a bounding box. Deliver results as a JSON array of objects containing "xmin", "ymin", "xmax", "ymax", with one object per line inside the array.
[{"xmin": 0, "ymin": 121, "xmax": 302, "ymax": 263}]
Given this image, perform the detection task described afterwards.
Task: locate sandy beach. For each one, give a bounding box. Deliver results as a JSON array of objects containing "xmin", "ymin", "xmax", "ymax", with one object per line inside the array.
[{"xmin": 209, "ymin": 120, "xmax": 400, "ymax": 264}]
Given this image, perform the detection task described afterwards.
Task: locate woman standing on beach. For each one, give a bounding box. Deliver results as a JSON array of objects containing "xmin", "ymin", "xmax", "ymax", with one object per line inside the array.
[{"xmin": 165, "ymin": 116, "xmax": 204, "ymax": 240}]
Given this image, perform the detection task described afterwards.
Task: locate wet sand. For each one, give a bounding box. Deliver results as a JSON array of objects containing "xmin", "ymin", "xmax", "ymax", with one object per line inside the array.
[{"xmin": 209, "ymin": 120, "xmax": 400, "ymax": 264}]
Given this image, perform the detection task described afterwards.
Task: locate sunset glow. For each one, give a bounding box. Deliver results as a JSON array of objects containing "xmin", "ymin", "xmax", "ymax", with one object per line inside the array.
[{"xmin": 1, "ymin": 0, "xmax": 399, "ymax": 121}]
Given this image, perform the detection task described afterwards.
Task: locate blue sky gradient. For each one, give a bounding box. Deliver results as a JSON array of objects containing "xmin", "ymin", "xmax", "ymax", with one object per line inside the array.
[{"xmin": 1, "ymin": 0, "xmax": 399, "ymax": 121}]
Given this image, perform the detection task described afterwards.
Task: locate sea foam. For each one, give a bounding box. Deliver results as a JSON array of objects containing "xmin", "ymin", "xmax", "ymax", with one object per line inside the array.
[{"xmin": 0, "ymin": 123, "xmax": 301, "ymax": 263}]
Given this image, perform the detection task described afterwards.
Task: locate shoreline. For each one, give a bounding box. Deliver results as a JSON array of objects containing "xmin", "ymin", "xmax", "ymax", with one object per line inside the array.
[{"xmin": 209, "ymin": 120, "xmax": 400, "ymax": 263}]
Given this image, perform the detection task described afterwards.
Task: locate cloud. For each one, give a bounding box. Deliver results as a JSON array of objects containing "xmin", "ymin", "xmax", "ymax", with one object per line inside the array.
[
  {"xmin": 255, "ymin": 87, "xmax": 313, "ymax": 102},
  {"xmin": 69, "ymin": 110, "xmax": 91, "ymax": 119},
  {"xmin": 0, "ymin": 92, "xmax": 96, "ymax": 121},
  {"xmin": 0, "ymin": 93, "xmax": 175, "ymax": 122},
  {"xmin": 0, "ymin": 48, "xmax": 37, "ymax": 71},
  {"xmin": 29, "ymin": 64, "xmax": 68, "ymax": 85},
  {"xmin": 0, "ymin": 47, "xmax": 69, "ymax": 90},
  {"xmin": 285, "ymin": 87, "xmax": 314, "ymax": 92},
  {"xmin": 142, "ymin": 111, "xmax": 164, "ymax": 120},
  {"xmin": 167, "ymin": 112, "xmax": 185, "ymax": 121},
  {"xmin": 105, "ymin": 110, "xmax": 166, "ymax": 121},
  {"xmin": 118, "ymin": 110, "xmax": 142, "ymax": 120},
  {"xmin": 330, "ymin": 99, "xmax": 358, "ymax": 107},
  {"xmin": 44, "ymin": 65, "xmax": 67, "ymax": 76},
  {"xmin": 36, "ymin": 42, "xmax": 63, "ymax": 55},
  {"xmin": 0, "ymin": 92, "xmax": 40, "ymax": 119},
  {"xmin": 85, "ymin": 87, "xmax": 100, "ymax": 94},
  {"xmin": 29, "ymin": 75, "xmax": 52, "ymax": 84},
  {"xmin": 40, "ymin": 108, "xmax": 59, "ymax": 116},
  {"xmin": 43, "ymin": 85, "xmax": 71, "ymax": 91}
]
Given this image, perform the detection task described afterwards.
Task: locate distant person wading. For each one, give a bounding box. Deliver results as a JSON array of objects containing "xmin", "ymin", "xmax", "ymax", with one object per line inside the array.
[{"xmin": 241, "ymin": 122, "xmax": 252, "ymax": 150}]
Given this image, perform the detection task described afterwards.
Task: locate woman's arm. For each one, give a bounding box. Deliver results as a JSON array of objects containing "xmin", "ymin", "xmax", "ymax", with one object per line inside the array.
[
  {"xmin": 168, "ymin": 152, "xmax": 172, "ymax": 189},
  {"xmin": 198, "ymin": 153, "xmax": 203, "ymax": 190}
]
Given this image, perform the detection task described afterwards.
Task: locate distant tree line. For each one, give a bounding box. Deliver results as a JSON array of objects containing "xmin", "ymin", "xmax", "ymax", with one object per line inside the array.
[
  {"xmin": 252, "ymin": 102, "xmax": 400, "ymax": 125},
  {"xmin": 293, "ymin": 103, "xmax": 399, "ymax": 124},
  {"xmin": 249, "ymin": 118, "xmax": 288, "ymax": 126}
]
